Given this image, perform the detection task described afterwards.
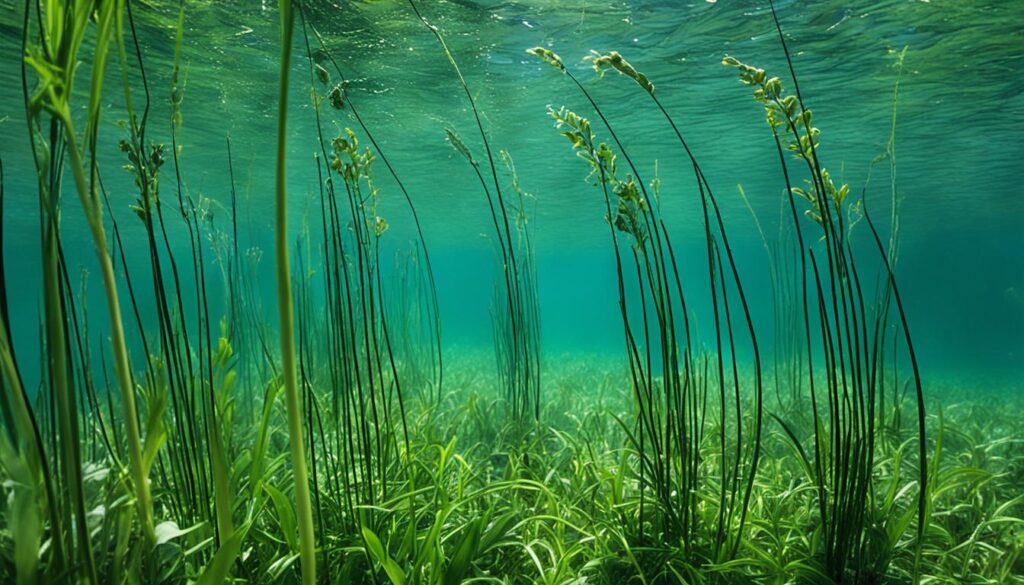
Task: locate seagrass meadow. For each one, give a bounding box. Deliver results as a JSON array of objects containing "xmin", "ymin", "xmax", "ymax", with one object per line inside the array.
[{"xmin": 0, "ymin": 0, "xmax": 1021, "ymax": 583}]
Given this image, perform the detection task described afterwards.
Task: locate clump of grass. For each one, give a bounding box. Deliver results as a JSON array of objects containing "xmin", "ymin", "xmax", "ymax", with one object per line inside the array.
[
  {"xmin": 109, "ymin": 0, "xmax": 241, "ymax": 550},
  {"xmin": 410, "ymin": 0, "xmax": 541, "ymax": 423},
  {"xmin": 302, "ymin": 11, "xmax": 409, "ymax": 483},
  {"xmin": 721, "ymin": 2, "xmax": 928, "ymax": 581},
  {"xmin": 390, "ymin": 242, "xmax": 442, "ymax": 403},
  {"xmin": 444, "ymin": 127, "xmax": 542, "ymax": 424},
  {"xmin": 302, "ymin": 11, "xmax": 445, "ymax": 405},
  {"xmin": 23, "ymin": 0, "xmax": 155, "ymax": 569},
  {"xmin": 528, "ymin": 45, "xmax": 764, "ymax": 570},
  {"xmin": 495, "ymin": 149, "xmax": 542, "ymax": 423}
]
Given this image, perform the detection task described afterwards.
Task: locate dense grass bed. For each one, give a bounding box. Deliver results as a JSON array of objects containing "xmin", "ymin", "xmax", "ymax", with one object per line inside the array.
[{"xmin": 2, "ymin": 356, "xmax": 1021, "ymax": 584}]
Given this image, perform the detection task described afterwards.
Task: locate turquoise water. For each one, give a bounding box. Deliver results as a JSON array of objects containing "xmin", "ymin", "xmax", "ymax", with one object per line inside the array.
[
  {"xmin": 2, "ymin": 2, "xmax": 1023, "ymax": 583},
  {"xmin": 2, "ymin": 0, "xmax": 1021, "ymax": 389}
]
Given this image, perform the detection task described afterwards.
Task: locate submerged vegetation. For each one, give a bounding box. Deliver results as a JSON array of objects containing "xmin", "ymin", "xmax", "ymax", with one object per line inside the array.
[
  {"xmin": 414, "ymin": 0, "xmax": 543, "ymax": 424},
  {"xmin": 0, "ymin": 1, "xmax": 1020, "ymax": 584}
]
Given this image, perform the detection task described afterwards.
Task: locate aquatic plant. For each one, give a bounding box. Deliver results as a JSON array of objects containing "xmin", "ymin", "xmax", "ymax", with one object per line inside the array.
[
  {"xmin": 297, "ymin": 13, "xmax": 454, "ymax": 584},
  {"xmin": 302, "ymin": 12, "xmax": 444, "ymax": 405},
  {"xmin": 529, "ymin": 46, "xmax": 764, "ymax": 572},
  {"xmin": 494, "ymin": 149, "xmax": 542, "ymax": 423},
  {"xmin": 586, "ymin": 47, "xmax": 767, "ymax": 560},
  {"xmin": 273, "ymin": 1, "xmax": 317, "ymax": 583},
  {"xmin": 303, "ymin": 12, "xmax": 408, "ymax": 482},
  {"xmin": 390, "ymin": 243, "xmax": 442, "ymax": 403},
  {"xmin": 106, "ymin": 1, "xmax": 242, "ymax": 555},
  {"xmin": 22, "ymin": 2, "xmax": 155, "ymax": 573},
  {"xmin": 411, "ymin": 0, "xmax": 541, "ymax": 422},
  {"xmin": 721, "ymin": 3, "xmax": 928, "ymax": 581},
  {"xmin": 444, "ymin": 126, "xmax": 542, "ymax": 424},
  {"xmin": 869, "ymin": 46, "xmax": 911, "ymax": 438},
  {"xmin": 738, "ymin": 182, "xmax": 807, "ymax": 414}
]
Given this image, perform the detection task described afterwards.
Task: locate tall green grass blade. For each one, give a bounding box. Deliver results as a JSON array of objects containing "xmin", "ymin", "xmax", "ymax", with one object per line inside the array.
[{"xmin": 273, "ymin": 1, "xmax": 317, "ymax": 583}]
